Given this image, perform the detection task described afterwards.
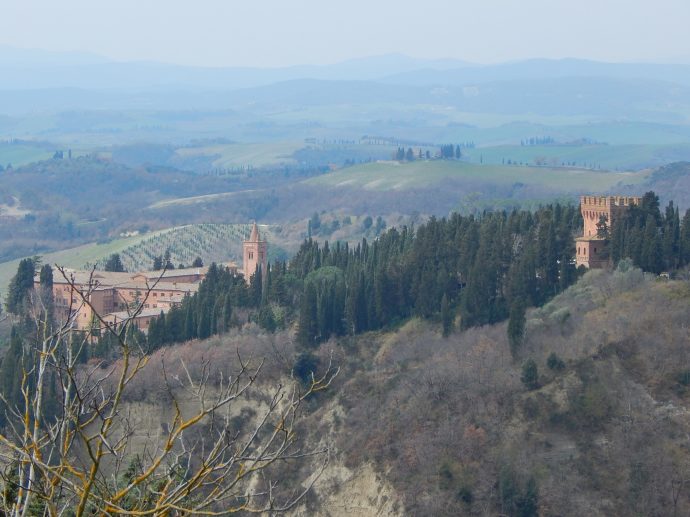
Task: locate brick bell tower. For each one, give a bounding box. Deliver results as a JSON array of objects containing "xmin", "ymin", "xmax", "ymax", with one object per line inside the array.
[{"xmin": 243, "ymin": 222, "xmax": 267, "ymax": 283}]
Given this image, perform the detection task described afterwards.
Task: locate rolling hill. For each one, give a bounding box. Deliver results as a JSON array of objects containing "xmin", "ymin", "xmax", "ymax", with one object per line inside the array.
[{"xmin": 305, "ymin": 160, "xmax": 649, "ymax": 192}]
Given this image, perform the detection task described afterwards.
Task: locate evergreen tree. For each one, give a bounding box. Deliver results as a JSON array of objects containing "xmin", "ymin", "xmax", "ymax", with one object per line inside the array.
[
  {"xmin": 0, "ymin": 328, "xmax": 23, "ymax": 425},
  {"xmin": 641, "ymin": 214, "xmax": 661, "ymax": 273},
  {"xmin": 163, "ymin": 250, "xmax": 173, "ymax": 270},
  {"xmin": 441, "ymin": 294, "xmax": 452, "ymax": 337},
  {"xmin": 516, "ymin": 477, "xmax": 539, "ymax": 517},
  {"xmin": 192, "ymin": 256, "xmax": 204, "ymax": 268},
  {"xmin": 196, "ymin": 298, "xmax": 212, "ymax": 339},
  {"xmin": 104, "ymin": 254, "xmax": 125, "ymax": 272},
  {"xmin": 152, "ymin": 256, "xmax": 163, "ymax": 271},
  {"xmin": 6, "ymin": 258, "xmax": 36, "ymax": 314},
  {"xmin": 507, "ymin": 299, "xmax": 526, "ymax": 357},
  {"xmin": 297, "ymin": 283, "xmax": 318, "ymax": 348},
  {"xmin": 521, "ymin": 359, "xmax": 539, "ymax": 390},
  {"xmin": 39, "ymin": 264, "xmax": 53, "ymax": 290},
  {"xmin": 258, "ymin": 305, "xmax": 277, "ymax": 332},
  {"xmin": 681, "ymin": 209, "xmax": 690, "ymax": 266}
]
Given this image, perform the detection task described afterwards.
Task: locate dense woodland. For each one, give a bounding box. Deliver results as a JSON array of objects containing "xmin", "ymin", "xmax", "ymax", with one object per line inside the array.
[{"xmin": 5, "ymin": 191, "xmax": 690, "ymax": 364}]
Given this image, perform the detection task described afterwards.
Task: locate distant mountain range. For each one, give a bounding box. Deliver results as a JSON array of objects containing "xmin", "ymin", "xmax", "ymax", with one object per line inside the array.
[
  {"xmin": 2, "ymin": 47, "xmax": 690, "ymax": 124},
  {"xmin": 3, "ymin": 46, "xmax": 690, "ymax": 91}
]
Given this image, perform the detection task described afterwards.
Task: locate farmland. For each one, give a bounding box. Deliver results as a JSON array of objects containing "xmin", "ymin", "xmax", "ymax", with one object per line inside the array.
[{"xmin": 461, "ymin": 142, "xmax": 690, "ymax": 171}]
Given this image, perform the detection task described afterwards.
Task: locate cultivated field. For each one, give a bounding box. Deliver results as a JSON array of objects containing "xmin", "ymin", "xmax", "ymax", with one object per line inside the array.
[{"xmin": 0, "ymin": 223, "xmax": 282, "ymax": 299}]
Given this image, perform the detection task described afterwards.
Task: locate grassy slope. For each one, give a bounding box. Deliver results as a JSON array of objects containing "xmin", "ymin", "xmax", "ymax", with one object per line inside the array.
[
  {"xmin": 462, "ymin": 143, "xmax": 690, "ymax": 170},
  {"xmin": 305, "ymin": 159, "xmax": 649, "ymax": 192}
]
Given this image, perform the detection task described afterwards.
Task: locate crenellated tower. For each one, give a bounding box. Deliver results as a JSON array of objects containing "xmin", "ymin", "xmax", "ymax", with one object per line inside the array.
[
  {"xmin": 575, "ymin": 195, "xmax": 641, "ymax": 268},
  {"xmin": 243, "ymin": 222, "xmax": 268, "ymax": 283}
]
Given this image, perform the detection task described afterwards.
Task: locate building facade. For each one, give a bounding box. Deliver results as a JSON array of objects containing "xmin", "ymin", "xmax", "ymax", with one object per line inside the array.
[{"xmin": 37, "ymin": 263, "xmax": 237, "ymax": 333}]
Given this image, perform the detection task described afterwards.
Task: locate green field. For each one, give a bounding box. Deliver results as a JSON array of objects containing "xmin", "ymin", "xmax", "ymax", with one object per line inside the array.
[
  {"xmin": 174, "ymin": 141, "xmax": 303, "ymax": 169},
  {"xmin": 462, "ymin": 143, "xmax": 690, "ymax": 171},
  {"xmin": 305, "ymin": 160, "xmax": 649, "ymax": 192},
  {"xmin": 0, "ymin": 143, "xmax": 53, "ymax": 168}
]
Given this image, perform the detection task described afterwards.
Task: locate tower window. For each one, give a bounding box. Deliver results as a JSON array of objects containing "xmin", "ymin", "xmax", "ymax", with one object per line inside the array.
[{"xmin": 249, "ymin": 252, "xmax": 254, "ymax": 260}]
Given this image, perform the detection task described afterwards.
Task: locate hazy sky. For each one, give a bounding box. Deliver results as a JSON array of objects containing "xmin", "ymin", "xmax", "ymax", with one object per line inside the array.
[{"xmin": 3, "ymin": 0, "xmax": 690, "ymax": 67}]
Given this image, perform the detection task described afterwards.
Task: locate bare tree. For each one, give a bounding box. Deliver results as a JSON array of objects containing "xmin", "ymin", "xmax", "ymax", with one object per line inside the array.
[{"xmin": 0, "ymin": 266, "xmax": 338, "ymax": 515}]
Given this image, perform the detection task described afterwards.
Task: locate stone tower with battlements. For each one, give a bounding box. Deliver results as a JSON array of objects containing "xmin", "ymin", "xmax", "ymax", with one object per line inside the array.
[
  {"xmin": 243, "ymin": 222, "xmax": 268, "ymax": 283},
  {"xmin": 575, "ymin": 195, "xmax": 641, "ymax": 268}
]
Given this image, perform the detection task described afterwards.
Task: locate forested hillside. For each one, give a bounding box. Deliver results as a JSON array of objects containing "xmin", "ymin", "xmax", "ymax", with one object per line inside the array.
[{"xmin": 60, "ymin": 266, "xmax": 690, "ymax": 516}]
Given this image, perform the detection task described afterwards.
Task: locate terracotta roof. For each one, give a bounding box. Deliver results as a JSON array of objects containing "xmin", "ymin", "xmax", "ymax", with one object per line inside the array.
[{"xmin": 104, "ymin": 308, "xmax": 167, "ymax": 321}]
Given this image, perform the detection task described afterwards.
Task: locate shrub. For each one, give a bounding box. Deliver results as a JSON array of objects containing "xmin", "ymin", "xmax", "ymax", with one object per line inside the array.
[
  {"xmin": 677, "ymin": 370, "xmax": 690, "ymax": 386},
  {"xmin": 547, "ymin": 352, "xmax": 566, "ymax": 371},
  {"xmin": 521, "ymin": 360, "xmax": 539, "ymax": 390},
  {"xmin": 294, "ymin": 352, "xmax": 320, "ymax": 385}
]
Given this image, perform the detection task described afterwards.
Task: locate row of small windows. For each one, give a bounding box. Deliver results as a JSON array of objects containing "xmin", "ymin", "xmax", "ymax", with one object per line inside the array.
[{"xmin": 576, "ymin": 246, "xmax": 598, "ymax": 255}]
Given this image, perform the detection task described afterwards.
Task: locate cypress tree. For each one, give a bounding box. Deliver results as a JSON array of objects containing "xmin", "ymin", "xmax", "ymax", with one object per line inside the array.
[
  {"xmin": 508, "ymin": 299, "xmax": 526, "ymax": 357},
  {"xmin": 441, "ymin": 294, "xmax": 452, "ymax": 337},
  {"xmin": 197, "ymin": 298, "xmax": 212, "ymax": 340},
  {"xmin": 297, "ymin": 283, "xmax": 318, "ymax": 348},
  {"xmin": 184, "ymin": 304, "xmax": 195, "ymax": 340},
  {"xmin": 641, "ymin": 214, "xmax": 661, "ymax": 273},
  {"xmin": 39, "ymin": 264, "xmax": 53, "ymax": 290},
  {"xmin": 104, "ymin": 254, "xmax": 125, "ymax": 272},
  {"xmin": 6, "ymin": 258, "xmax": 36, "ymax": 315},
  {"xmin": 681, "ymin": 209, "xmax": 690, "ymax": 266},
  {"xmin": 0, "ymin": 328, "xmax": 23, "ymax": 423}
]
